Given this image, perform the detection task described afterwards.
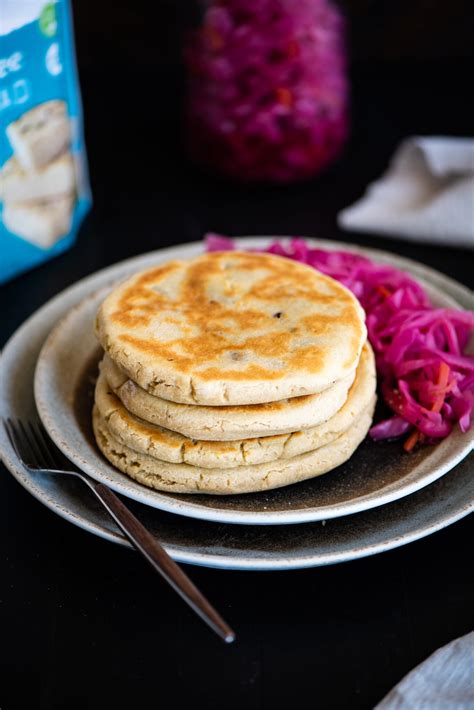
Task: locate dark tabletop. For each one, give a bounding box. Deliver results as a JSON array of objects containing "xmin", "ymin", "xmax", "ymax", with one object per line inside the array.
[{"xmin": 1, "ymin": 3, "xmax": 474, "ymax": 707}]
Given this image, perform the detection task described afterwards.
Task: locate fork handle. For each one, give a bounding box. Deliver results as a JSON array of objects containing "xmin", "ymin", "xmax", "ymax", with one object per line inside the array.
[{"xmin": 89, "ymin": 482, "xmax": 235, "ymax": 643}]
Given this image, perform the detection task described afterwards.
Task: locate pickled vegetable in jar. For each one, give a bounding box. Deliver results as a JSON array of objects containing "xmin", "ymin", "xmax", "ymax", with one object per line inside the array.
[{"xmin": 184, "ymin": 0, "xmax": 349, "ymax": 183}]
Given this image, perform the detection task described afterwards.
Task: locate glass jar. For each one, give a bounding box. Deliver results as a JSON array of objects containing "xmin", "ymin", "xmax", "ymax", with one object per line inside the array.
[{"xmin": 184, "ymin": 0, "xmax": 349, "ymax": 183}]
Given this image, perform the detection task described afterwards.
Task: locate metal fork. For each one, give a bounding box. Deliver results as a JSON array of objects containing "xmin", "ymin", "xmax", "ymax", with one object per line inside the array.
[{"xmin": 3, "ymin": 418, "xmax": 235, "ymax": 644}]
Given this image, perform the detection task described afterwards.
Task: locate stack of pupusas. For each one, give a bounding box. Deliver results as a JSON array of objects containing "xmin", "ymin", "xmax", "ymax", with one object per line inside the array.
[{"xmin": 93, "ymin": 252, "xmax": 376, "ymax": 495}]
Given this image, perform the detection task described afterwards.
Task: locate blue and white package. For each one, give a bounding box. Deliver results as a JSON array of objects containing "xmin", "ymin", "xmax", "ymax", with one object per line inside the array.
[{"xmin": 0, "ymin": 0, "xmax": 91, "ymax": 284}]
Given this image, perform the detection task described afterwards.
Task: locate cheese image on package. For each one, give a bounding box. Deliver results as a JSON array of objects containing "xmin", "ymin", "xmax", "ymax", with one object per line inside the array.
[
  {"xmin": 1, "ymin": 152, "xmax": 75, "ymax": 203},
  {"xmin": 1, "ymin": 101, "xmax": 77, "ymax": 254},
  {"xmin": 6, "ymin": 100, "xmax": 71, "ymax": 171},
  {"xmin": 3, "ymin": 195, "xmax": 74, "ymax": 249},
  {"xmin": 0, "ymin": 0, "xmax": 91, "ymax": 284}
]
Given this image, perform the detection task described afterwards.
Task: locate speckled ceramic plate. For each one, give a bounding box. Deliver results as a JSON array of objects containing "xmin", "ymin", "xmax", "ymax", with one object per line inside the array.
[
  {"xmin": 0, "ymin": 238, "xmax": 473, "ymax": 569},
  {"xmin": 32, "ymin": 238, "xmax": 474, "ymax": 525}
]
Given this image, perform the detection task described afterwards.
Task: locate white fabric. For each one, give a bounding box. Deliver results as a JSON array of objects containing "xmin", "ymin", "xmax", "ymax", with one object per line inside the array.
[
  {"xmin": 375, "ymin": 631, "xmax": 474, "ymax": 709},
  {"xmin": 338, "ymin": 137, "xmax": 474, "ymax": 249}
]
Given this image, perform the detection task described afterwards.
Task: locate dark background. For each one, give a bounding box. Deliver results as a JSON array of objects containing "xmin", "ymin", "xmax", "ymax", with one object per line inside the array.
[{"xmin": 1, "ymin": 1, "xmax": 473, "ymax": 708}]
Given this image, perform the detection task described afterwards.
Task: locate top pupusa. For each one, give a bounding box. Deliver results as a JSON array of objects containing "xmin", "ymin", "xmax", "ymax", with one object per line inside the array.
[{"xmin": 94, "ymin": 251, "xmax": 367, "ymax": 406}]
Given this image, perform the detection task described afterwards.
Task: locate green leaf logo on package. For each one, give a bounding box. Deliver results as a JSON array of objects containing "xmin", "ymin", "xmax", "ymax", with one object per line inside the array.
[
  {"xmin": 39, "ymin": 3, "xmax": 58, "ymax": 37},
  {"xmin": 0, "ymin": 0, "xmax": 92, "ymax": 284}
]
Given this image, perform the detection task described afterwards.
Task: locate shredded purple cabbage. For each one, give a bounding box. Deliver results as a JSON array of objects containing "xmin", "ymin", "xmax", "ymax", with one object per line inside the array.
[
  {"xmin": 205, "ymin": 234, "xmax": 474, "ymax": 448},
  {"xmin": 185, "ymin": 0, "xmax": 348, "ymax": 182}
]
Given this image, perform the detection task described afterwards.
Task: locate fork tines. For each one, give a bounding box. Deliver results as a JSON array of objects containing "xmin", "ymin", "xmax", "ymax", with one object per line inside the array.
[{"xmin": 4, "ymin": 418, "xmax": 62, "ymax": 471}]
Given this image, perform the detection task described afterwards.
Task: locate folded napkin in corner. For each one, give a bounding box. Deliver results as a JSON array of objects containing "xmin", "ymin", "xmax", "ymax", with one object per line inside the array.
[
  {"xmin": 375, "ymin": 631, "xmax": 474, "ymax": 709},
  {"xmin": 338, "ymin": 137, "xmax": 474, "ymax": 249}
]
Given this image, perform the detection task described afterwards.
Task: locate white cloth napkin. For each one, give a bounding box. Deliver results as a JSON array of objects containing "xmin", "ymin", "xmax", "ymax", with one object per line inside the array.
[
  {"xmin": 338, "ymin": 137, "xmax": 474, "ymax": 249},
  {"xmin": 375, "ymin": 631, "xmax": 474, "ymax": 709}
]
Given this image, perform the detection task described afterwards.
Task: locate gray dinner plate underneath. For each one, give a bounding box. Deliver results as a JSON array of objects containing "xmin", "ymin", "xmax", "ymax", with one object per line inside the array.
[{"xmin": 0, "ymin": 238, "xmax": 473, "ymax": 569}]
